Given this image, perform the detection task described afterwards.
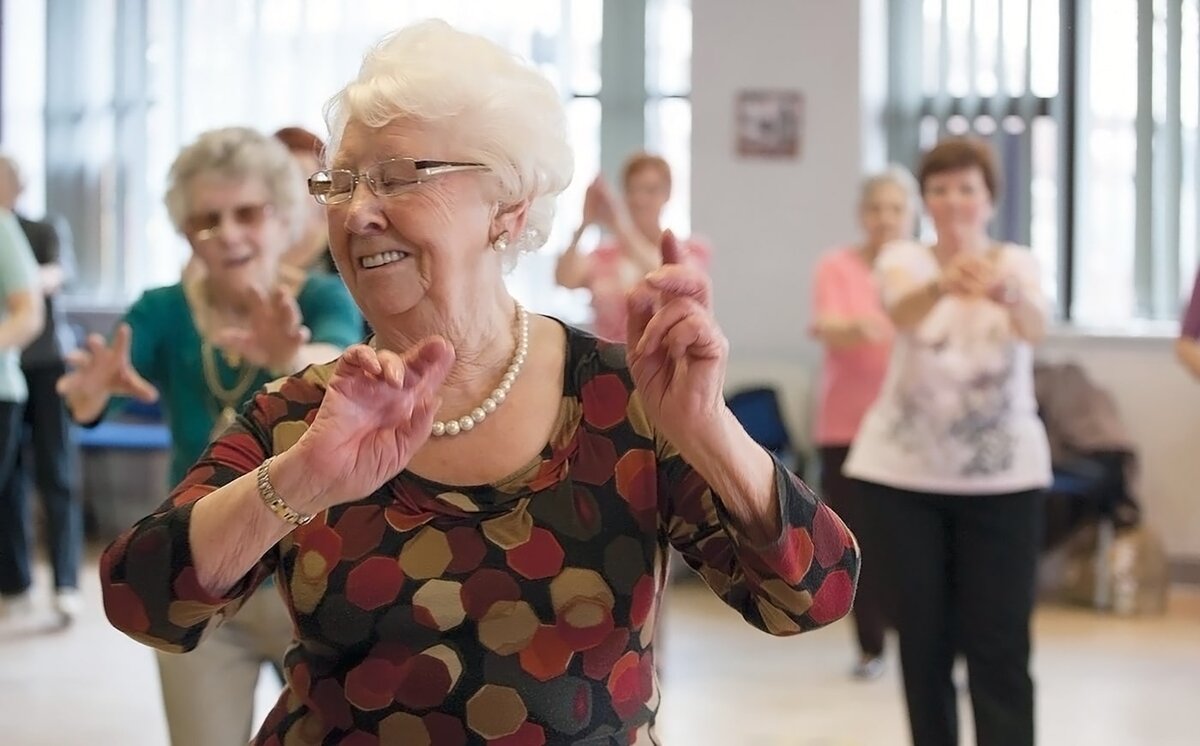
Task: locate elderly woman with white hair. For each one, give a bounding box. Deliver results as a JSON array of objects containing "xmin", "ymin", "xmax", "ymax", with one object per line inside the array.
[
  {"xmin": 809, "ymin": 164, "xmax": 917, "ymax": 680},
  {"xmin": 99, "ymin": 21, "xmax": 859, "ymax": 745},
  {"xmin": 60, "ymin": 126, "xmax": 362, "ymax": 746}
]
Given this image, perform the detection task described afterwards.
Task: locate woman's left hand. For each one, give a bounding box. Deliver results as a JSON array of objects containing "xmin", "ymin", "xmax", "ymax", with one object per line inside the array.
[
  {"xmin": 212, "ymin": 287, "xmax": 311, "ymax": 372},
  {"xmin": 626, "ymin": 231, "xmax": 730, "ymax": 452}
]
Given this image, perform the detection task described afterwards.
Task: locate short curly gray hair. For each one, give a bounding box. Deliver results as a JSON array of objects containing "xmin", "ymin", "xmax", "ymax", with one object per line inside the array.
[
  {"xmin": 322, "ymin": 20, "xmax": 574, "ymax": 262},
  {"xmin": 164, "ymin": 127, "xmax": 307, "ymax": 243}
]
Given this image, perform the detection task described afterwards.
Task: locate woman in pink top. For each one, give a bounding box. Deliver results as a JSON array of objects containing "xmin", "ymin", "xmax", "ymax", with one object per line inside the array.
[
  {"xmin": 556, "ymin": 152, "xmax": 711, "ymax": 342},
  {"xmin": 811, "ymin": 165, "xmax": 917, "ymax": 679}
]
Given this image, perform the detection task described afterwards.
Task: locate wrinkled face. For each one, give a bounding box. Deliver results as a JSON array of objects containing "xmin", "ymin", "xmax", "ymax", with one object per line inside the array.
[
  {"xmin": 859, "ymin": 182, "xmax": 915, "ymax": 248},
  {"xmin": 184, "ymin": 175, "xmax": 289, "ymax": 293},
  {"xmin": 324, "ymin": 118, "xmax": 520, "ymax": 324},
  {"xmin": 624, "ymin": 166, "xmax": 670, "ymax": 229},
  {"xmin": 922, "ymin": 167, "xmax": 994, "ymax": 241}
]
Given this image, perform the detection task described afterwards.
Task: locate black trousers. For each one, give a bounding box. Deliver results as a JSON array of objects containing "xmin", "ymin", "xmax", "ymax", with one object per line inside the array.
[
  {"xmin": 0, "ymin": 363, "xmax": 81, "ymax": 595},
  {"xmin": 819, "ymin": 446, "xmax": 887, "ymax": 658},
  {"xmin": 857, "ymin": 480, "xmax": 1041, "ymax": 746},
  {"xmin": 0, "ymin": 399, "xmax": 30, "ymax": 595}
]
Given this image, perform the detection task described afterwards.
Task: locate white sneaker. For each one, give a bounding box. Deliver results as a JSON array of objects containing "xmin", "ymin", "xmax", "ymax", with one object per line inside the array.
[
  {"xmin": 851, "ymin": 655, "xmax": 885, "ymax": 681},
  {"xmin": 53, "ymin": 589, "xmax": 83, "ymax": 623},
  {"xmin": 0, "ymin": 590, "xmax": 35, "ymax": 620}
]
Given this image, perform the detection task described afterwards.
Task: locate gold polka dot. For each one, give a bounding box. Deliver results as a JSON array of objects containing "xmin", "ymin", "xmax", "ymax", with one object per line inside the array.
[
  {"xmin": 478, "ymin": 600, "xmax": 540, "ymax": 656},
  {"xmin": 412, "ymin": 579, "xmax": 466, "ymax": 631},
  {"xmin": 378, "ymin": 712, "xmax": 430, "ymax": 746},
  {"xmin": 481, "ymin": 505, "xmax": 533, "ymax": 549},
  {"xmin": 272, "ymin": 421, "xmax": 309, "ymax": 452},
  {"xmin": 549, "ymin": 568, "xmax": 615, "ymax": 613},
  {"xmin": 436, "ymin": 492, "xmax": 479, "ymax": 513},
  {"xmin": 398, "ymin": 527, "xmax": 452, "ymax": 579},
  {"xmin": 466, "ymin": 685, "xmax": 528, "ymax": 738}
]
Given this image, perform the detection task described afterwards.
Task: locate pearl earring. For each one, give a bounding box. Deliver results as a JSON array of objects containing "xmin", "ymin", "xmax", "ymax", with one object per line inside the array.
[{"xmin": 492, "ymin": 232, "xmax": 510, "ymax": 252}]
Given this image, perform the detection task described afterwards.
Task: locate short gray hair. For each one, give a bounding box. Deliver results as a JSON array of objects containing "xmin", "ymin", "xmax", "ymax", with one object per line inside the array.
[
  {"xmin": 322, "ymin": 20, "xmax": 575, "ymax": 260},
  {"xmin": 860, "ymin": 164, "xmax": 920, "ymax": 212},
  {"xmin": 164, "ymin": 127, "xmax": 307, "ymax": 242}
]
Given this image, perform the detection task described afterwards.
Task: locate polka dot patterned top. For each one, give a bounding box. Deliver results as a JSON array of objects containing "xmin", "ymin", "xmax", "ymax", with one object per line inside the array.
[{"xmin": 100, "ymin": 325, "xmax": 860, "ymax": 745}]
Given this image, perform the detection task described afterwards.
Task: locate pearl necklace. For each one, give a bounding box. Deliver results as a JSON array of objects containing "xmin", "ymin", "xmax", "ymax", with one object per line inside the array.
[{"xmin": 430, "ymin": 304, "xmax": 529, "ymax": 437}]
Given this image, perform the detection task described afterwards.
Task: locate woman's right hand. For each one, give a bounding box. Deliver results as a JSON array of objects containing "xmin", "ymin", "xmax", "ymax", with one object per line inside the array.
[
  {"xmin": 56, "ymin": 323, "xmax": 159, "ymax": 423},
  {"xmin": 284, "ymin": 338, "xmax": 455, "ymax": 510}
]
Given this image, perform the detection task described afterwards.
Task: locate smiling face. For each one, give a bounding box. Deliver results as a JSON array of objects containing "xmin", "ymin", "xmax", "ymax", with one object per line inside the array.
[
  {"xmin": 185, "ymin": 175, "xmax": 289, "ymax": 295},
  {"xmin": 922, "ymin": 166, "xmax": 995, "ymax": 244},
  {"xmin": 325, "ymin": 118, "xmax": 524, "ymax": 326}
]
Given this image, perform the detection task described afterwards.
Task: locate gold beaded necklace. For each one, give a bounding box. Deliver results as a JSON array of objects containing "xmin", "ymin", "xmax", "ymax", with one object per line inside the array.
[{"xmin": 200, "ymin": 340, "xmax": 260, "ymax": 439}]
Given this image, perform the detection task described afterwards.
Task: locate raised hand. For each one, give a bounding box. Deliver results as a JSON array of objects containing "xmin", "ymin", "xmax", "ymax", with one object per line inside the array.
[
  {"xmin": 290, "ymin": 338, "xmax": 455, "ymax": 508},
  {"xmin": 626, "ymin": 230, "xmax": 729, "ymax": 451},
  {"xmin": 56, "ymin": 323, "xmax": 159, "ymax": 422},
  {"xmin": 211, "ymin": 287, "xmax": 310, "ymax": 372}
]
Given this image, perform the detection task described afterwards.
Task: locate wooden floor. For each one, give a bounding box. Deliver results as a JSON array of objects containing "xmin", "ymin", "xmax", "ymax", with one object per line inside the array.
[{"xmin": 2, "ymin": 551, "xmax": 1197, "ymax": 745}]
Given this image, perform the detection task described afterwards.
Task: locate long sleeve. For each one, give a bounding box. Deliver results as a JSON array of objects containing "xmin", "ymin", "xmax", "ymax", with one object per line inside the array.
[
  {"xmin": 656, "ymin": 437, "xmax": 860, "ymax": 635},
  {"xmin": 99, "ymin": 400, "xmax": 277, "ymax": 652}
]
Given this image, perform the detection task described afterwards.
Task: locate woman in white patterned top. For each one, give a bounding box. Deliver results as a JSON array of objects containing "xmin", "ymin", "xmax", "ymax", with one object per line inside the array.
[{"xmin": 844, "ymin": 137, "xmax": 1051, "ymax": 746}]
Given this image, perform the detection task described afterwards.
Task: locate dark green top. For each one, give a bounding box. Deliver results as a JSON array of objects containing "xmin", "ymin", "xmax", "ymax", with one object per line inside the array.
[{"xmin": 120, "ymin": 274, "xmax": 363, "ymax": 484}]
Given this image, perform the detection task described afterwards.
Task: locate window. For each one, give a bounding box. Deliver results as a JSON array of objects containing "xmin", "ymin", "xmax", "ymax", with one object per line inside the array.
[
  {"xmin": 888, "ymin": 0, "xmax": 1200, "ymax": 326},
  {"xmin": 22, "ymin": 0, "xmax": 693, "ymax": 327}
]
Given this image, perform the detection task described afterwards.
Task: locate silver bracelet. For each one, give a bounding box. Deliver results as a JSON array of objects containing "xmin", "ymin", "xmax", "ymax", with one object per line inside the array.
[{"xmin": 256, "ymin": 457, "xmax": 315, "ymax": 527}]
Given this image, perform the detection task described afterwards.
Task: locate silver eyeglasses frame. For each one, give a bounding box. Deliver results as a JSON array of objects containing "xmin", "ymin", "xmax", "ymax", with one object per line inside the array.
[{"xmin": 307, "ymin": 157, "xmax": 490, "ymax": 205}]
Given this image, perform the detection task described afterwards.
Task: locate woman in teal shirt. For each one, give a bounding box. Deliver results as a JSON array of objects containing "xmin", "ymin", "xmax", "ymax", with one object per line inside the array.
[
  {"xmin": 0, "ymin": 208, "xmax": 46, "ymax": 618},
  {"xmin": 58, "ymin": 127, "xmax": 362, "ymax": 746}
]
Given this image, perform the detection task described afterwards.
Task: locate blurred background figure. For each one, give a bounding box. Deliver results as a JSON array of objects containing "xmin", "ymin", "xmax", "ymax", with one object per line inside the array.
[
  {"xmin": 555, "ymin": 152, "xmax": 711, "ymax": 342},
  {"xmin": 0, "ymin": 169, "xmax": 46, "ymax": 621},
  {"xmin": 810, "ymin": 164, "xmax": 917, "ymax": 680},
  {"xmin": 57, "ymin": 127, "xmax": 362, "ymax": 746},
  {"xmin": 273, "ymin": 126, "xmax": 336, "ymax": 275},
  {"xmin": 844, "ymin": 138, "xmax": 1051, "ymax": 746},
  {"xmin": 0, "ymin": 155, "xmax": 83, "ymax": 624}
]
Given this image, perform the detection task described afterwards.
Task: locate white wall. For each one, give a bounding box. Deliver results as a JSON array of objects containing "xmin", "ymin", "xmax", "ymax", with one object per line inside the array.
[
  {"xmin": 693, "ymin": 0, "xmax": 870, "ymax": 362},
  {"xmin": 692, "ymin": 0, "xmax": 1200, "ymax": 562}
]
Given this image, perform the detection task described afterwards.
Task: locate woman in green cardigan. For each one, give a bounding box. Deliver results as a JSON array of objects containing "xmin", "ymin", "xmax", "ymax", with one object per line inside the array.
[{"xmin": 58, "ymin": 126, "xmax": 362, "ymax": 746}]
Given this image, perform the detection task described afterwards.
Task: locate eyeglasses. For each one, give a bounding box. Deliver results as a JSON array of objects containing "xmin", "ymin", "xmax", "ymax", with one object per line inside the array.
[
  {"xmin": 185, "ymin": 203, "xmax": 273, "ymax": 241},
  {"xmin": 307, "ymin": 157, "xmax": 491, "ymax": 205}
]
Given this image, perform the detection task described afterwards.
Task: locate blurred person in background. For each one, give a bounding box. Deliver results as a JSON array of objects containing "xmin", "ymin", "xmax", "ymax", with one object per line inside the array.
[
  {"xmin": 274, "ymin": 126, "xmax": 337, "ymax": 275},
  {"xmin": 57, "ymin": 127, "xmax": 362, "ymax": 746},
  {"xmin": 555, "ymin": 152, "xmax": 711, "ymax": 342},
  {"xmin": 844, "ymin": 137, "xmax": 1051, "ymax": 746},
  {"xmin": 0, "ymin": 170, "xmax": 46, "ymax": 621},
  {"xmin": 810, "ymin": 164, "xmax": 918, "ymax": 680}
]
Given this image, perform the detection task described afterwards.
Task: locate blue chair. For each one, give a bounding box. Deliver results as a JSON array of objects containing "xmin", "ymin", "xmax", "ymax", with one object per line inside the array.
[{"xmin": 725, "ymin": 386, "xmax": 800, "ymax": 472}]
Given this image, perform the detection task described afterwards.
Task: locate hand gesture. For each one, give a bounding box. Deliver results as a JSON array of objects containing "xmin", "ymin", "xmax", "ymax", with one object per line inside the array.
[
  {"xmin": 211, "ymin": 287, "xmax": 310, "ymax": 372},
  {"xmin": 56, "ymin": 323, "xmax": 159, "ymax": 422},
  {"xmin": 292, "ymin": 338, "xmax": 455, "ymax": 508},
  {"xmin": 940, "ymin": 253, "xmax": 996, "ymax": 297},
  {"xmin": 626, "ymin": 231, "xmax": 729, "ymax": 450},
  {"xmin": 582, "ymin": 175, "xmax": 620, "ymax": 230}
]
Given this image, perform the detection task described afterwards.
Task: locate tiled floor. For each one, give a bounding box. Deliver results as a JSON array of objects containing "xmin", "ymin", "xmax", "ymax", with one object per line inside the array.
[{"xmin": 2, "ymin": 551, "xmax": 1197, "ymax": 745}]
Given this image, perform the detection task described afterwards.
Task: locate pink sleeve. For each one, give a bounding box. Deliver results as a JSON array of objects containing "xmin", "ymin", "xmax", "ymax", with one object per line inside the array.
[{"xmin": 812, "ymin": 253, "xmax": 844, "ymax": 317}]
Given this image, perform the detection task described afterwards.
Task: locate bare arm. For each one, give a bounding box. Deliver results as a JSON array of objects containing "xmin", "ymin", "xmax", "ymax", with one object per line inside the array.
[
  {"xmin": 0, "ymin": 289, "xmax": 45, "ymax": 351},
  {"xmin": 888, "ymin": 276, "xmax": 945, "ymax": 331},
  {"xmin": 811, "ymin": 317, "xmax": 877, "ymax": 349},
  {"xmin": 1176, "ymin": 337, "xmax": 1200, "ymax": 379},
  {"xmin": 554, "ymin": 225, "xmax": 592, "ymax": 289},
  {"xmin": 188, "ymin": 446, "xmax": 317, "ymax": 596}
]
